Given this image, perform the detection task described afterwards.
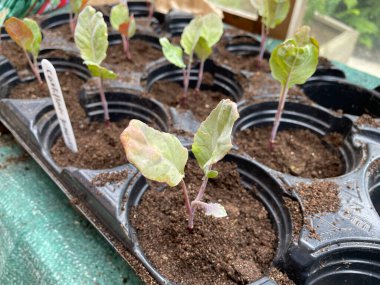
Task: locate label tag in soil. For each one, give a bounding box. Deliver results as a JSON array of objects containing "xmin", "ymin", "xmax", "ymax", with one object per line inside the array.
[{"xmin": 41, "ymin": 59, "xmax": 78, "ymax": 153}]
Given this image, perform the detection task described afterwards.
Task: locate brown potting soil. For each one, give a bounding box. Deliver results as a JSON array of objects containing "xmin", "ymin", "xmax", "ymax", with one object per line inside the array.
[
  {"xmin": 49, "ymin": 23, "xmax": 73, "ymax": 42},
  {"xmin": 105, "ymin": 40, "xmax": 162, "ymax": 70},
  {"xmin": 9, "ymin": 72, "xmax": 85, "ymax": 109},
  {"xmin": 147, "ymin": 79, "xmax": 230, "ymax": 120},
  {"xmin": 51, "ymin": 118, "xmax": 130, "ymax": 169},
  {"xmin": 283, "ymin": 197, "xmax": 303, "ymax": 242},
  {"xmin": 131, "ymin": 160, "xmax": 277, "ymax": 285},
  {"xmin": 213, "ymin": 41, "xmax": 271, "ymax": 73},
  {"xmin": 92, "ymin": 169, "xmax": 131, "ymax": 187},
  {"xmin": 318, "ymin": 56, "xmax": 333, "ymax": 69},
  {"xmin": 235, "ymin": 126, "xmax": 345, "ymax": 178},
  {"xmin": 245, "ymin": 72, "xmax": 308, "ymax": 103},
  {"xmin": 356, "ymin": 114, "xmax": 380, "ymax": 128},
  {"xmin": 269, "ymin": 267, "xmax": 295, "ymax": 285}
]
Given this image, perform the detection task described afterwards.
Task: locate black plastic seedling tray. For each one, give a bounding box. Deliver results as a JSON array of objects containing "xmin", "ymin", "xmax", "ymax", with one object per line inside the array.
[{"xmin": 1, "ymin": 6, "xmax": 380, "ymax": 285}]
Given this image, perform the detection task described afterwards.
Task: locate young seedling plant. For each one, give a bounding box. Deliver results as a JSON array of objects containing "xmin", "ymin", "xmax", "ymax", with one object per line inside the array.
[
  {"xmin": 269, "ymin": 26, "xmax": 319, "ymax": 149},
  {"xmin": 69, "ymin": 0, "xmax": 89, "ymax": 35},
  {"xmin": 4, "ymin": 17, "xmax": 43, "ymax": 84},
  {"xmin": 251, "ymin": 0, "xmax": 290, "ymax": 61},
  {"xmin": 120, "ymin": 99, "xmax": 239, "ymax": 229},
  {"xmin": 159, "ymin": 13, "xmax": 223, "ymax": 102},
  {"xmin": 0, "ymin": 8, "xmax": 9, "ymax": 52},
  {"xmin": 110, "ymin": 2, "xmax": 136, "ymax": 60},
  {"xmin": 75, "ymin": 6, "xmax": 117, "ymax": 125}
]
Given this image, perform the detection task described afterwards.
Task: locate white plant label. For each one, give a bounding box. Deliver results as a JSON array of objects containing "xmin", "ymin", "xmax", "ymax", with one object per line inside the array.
[{"xmin": 41, "ymin": 59, "xmax": 78, "ymax": 153}]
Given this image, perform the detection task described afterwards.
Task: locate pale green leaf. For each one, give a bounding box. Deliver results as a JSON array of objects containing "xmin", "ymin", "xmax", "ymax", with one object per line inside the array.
[
  {"xmin": 199, "ymin": 13, "xmax": 223, "ymax": 47},
  {"xmin": 180, "ymin": 16, "xmax": 203, "ymax": 55},
  {"xmin": 193, "ymin": 201, "xmax": 227, "ymax": 218},
  {"xmin": 110, "ymin": 3, "xmax": 129, "ymax": 31},
  {"xmin": 85, "ymin": 62, "xmax": 117, "ymax": 79},
  {"xmin": 270, "ymin": 26, "xmax": 319, "ymax": 88},
  {"xmin": 180, "ymin": 13, "xmax": 223, "ymax": 57},
  {"xmin": 23, "ymin": 18, "xmax": 42, "ymax": 57},
  {"xmin": 120, "ymin": 120, "xmax": 188, "ymax": 187},
  {"xmin": 74, "ymin": 6, "xmax": 108, "ymax": 66},
  {"xmin": 159, "ymin": 37, "xmax": 186, "ymax": 68},
  {"xmin": 207, "ymin": 170, "xmax": 218, "ymax": 179},
  {"xmin": 0, "ymin": 8, "xmax": 9, "ymax": 27},
  {"xmin": 252, "ymin": 0, "xmax": 290, "ymax": 29},
  {"xmin": 192, "ymin": 99, "xmax": 239, "ymax": 176},
  {"xmin": 194, "ymin": 36, "xmax": 212, "ymax": 62}
]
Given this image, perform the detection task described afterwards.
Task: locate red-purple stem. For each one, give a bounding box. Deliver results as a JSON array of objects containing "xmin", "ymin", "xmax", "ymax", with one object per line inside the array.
[
  {"xmin": 24, "ymin": 50, "xmax": 42, "ymax": 85},
  {"xmin": 182, "ymin": 51, "xmax": 193, "ymax": 99},
  {"xmin": 269, "ymin": 82, "xmax": 289, "ymax": 150},
  {"xmin": 70, "ymin": 13, "xmax": 76, "ymax": 36},
  {"xmin": 259, "ymin": 24, "xmax": 268, "ymax": 61},
  {"xmin": 195, "ymin": 60, "xmax": 205, "ymax": 92},
  {"xmin": 121, "ymin": 34, "xmax": 131, "ymax": 60},
  {"xmin": 147, "ymin": 1, "xmax": 154, "ymax": 21},
  {"xmin": 95, "ymin": 77, "xmax": 110, "ymax": 126},
  {"xmin": 180, "ymin": 180, "xmax": 193, "ymax": 224}
]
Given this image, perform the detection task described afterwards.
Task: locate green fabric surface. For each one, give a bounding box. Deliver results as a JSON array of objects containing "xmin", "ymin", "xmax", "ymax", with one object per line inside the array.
[
  {"xmin": 0, "ymin": 135, "xmax": 142, "ymax": 285},
  {"xmin": 0, "ymin": 36, "xmax": 380, "ymax": 285}
]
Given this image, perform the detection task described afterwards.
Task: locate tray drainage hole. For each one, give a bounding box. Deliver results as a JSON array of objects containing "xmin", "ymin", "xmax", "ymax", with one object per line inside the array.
[{"xmin": 368, "ymin": 159, "xmax": 380, "ymax": 215}]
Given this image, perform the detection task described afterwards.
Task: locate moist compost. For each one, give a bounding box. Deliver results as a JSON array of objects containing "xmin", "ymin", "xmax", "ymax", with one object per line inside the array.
[
  {"xmin": 9, "ymin": 72, "xmax": 85, "ymax": 104},
  {"xmin": 51, "ymin": 118, "xmax": 130, "ymax": 169},
  {"xmin": 131, "ymin": 160, "xmax": 277, "ymax": 285},
  {"xmin": 148, "ymin": 79, "xmax": 230, "ymax": 120},
  {"xmin": 269, "ymin": 267, "xmax": 295, "ymax": 285},
  {"xmin": 48, "ymin": 23, "xmax": 73, "ymax": 42},
  {"xmin": 356, "ymin": 114, "xmax": 380, "ymax": 128},
  {"xmin": 284, "ymin": 197, "xmax": 303, "ymax": 242},
  {"xmin": 214, "ymin": 43, "xmax": 270, "ymax": 73},
  {"xmin": 92, "ymin": 169, "xmax": 131, "ymax": 187},
  {"xmin": 245, "ymin": 72, "xmax": 308, "ymax": 103},
  {"xmin": 235, "ymin": 126, "xmax": 345, "ymax": 178},
  {"xmin": 103, "ymin": 40, "xmax": 162, "ymax": 83}
]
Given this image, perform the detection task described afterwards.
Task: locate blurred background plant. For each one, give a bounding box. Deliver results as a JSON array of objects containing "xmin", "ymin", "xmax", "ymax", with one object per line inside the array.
[{"xmin": 304, "ymin": 0, "xmax": 379, "ymax": 49}]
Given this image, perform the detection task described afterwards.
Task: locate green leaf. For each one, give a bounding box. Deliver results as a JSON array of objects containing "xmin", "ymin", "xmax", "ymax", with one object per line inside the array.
[
  {"xmin": 194, "ymin": 36, "xmax": 213, "ymax": 62},
  {"xmin": 180, "ymin": 16, "xmax": 203, "ymax": 56},
  {"xmin": 85, "ymin": 62, "xmax": 117, "ymax": 79},
  {"xmin": 74, "ymin": 6, "xmax": 108, "ymax": 66},
  {"xmin": 4, "ymin": 17, "xmax": 34, "ymax": 52},
  {"xmin": 252, "ymin": 0, "xmax": 290, "ymax": 29},
  {"xmin": 199, "ymin": 13, "xmax": 223, "ymax": 47},
  {"xmin": 110, "ymin": 3, "xmax": 130, "ymax": 31},
  {"xmin": 269, "ymin": 26, "xmax": 319, "ymax": 88},
  {"xmin": 192, "ymin": 99, "xmax": 239, "ymax": 177},
  {"xmin": 159, "ymin": 37, "xmax": 186, "ymax": 68},
  {"xmin": 120, "ymin": 120, "xmax": 188, "ymax": 187},
  {"xmin": 207, "ymin": 170, "xmax": 218, "ymax": 179},
  {"xmin": 23, "ymin": 18, "xmax": 42, "ymax": 57},
  {"xmin": 0, "ymin": 8, "xmax": 9, "ymax": 27},
  {"xmin": 180, "ymin": 13, "xmax": 223, "ymax": 57}
]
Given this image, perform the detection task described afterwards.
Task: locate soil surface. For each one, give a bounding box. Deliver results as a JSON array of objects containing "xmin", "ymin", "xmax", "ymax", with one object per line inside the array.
[
  {"xmin": 245, "ymin": 72, "xmax": 308, "ymax": 103},
  {"xmin": 148, "ymin": 79, "xmax": 230, "ymax": 120},
  {"xmin": 49, "ymin": 23, "xmax": 73, "ymax": 42},
  {"xmin": 51, "ymin": 119, "xmax": 130, "ymax": 169},
  {"xmin": 213, "ymin": 38, "xmax": 271, "ymax": 73},
  {"xmin": 235, "ymin": 126, "xmax": 345, "ymax": 178},
  {"xmin": 92, "ymin": 169, "xmax": 131, "ymax": 187},
  {"xmin": 356, "ymin": 114, "xmax": 380, "ymax": 128},
  {"xmin": 284, "ymin": 197, "xmax": 303, "ymax": 242},
  {"xmin": 318, "ymin": 56, "xmax": 333, "ymax": 69},
  {"xmin": 9, "ymin": 72, "xmax": 85, "ymax": 103},
  {"xmin": 291, "ymin": 181, "xmax": 340, "ymax": 240},
  {"xmin": 103, "ymin": 40, "xmax": 162, "ymax": 83},
  {"xmin": 131, "ymin": 160, "xmax": 277, "ymax": 284},
  {"xmin": 269, "ymin": 267, "xmax": 295, "ymax": 285}
]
